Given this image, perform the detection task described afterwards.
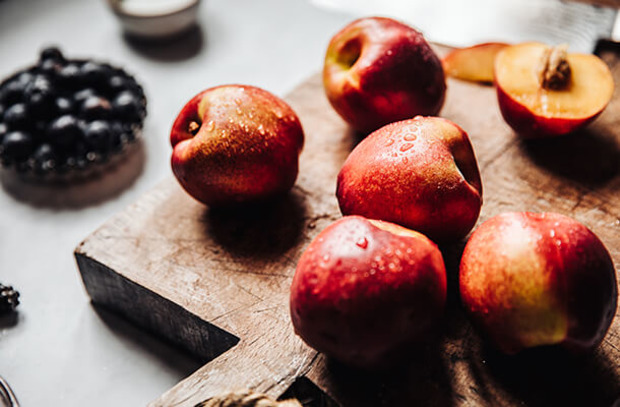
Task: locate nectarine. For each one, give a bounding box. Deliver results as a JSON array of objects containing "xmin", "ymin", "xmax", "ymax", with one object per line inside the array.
[
  {"xmin": 290, "ymin": 215, "xmax": 447, "ymax": 368},
  {"xmin": 170, "ymin": 85, "xmax": 304, "ymax": 206},
  {"xmin": 460, "ymin": 212, "xmax": 618, "ymax": 354}
]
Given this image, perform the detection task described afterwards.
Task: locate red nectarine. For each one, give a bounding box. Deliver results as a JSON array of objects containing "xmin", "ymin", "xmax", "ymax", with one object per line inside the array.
[
  {"xmin": 290, "ymin": 215, "xmax": 447, "ymax": 368},
  {"xmin": 460, "ymin": 212, "xmax": 618, "ymax": 354}
]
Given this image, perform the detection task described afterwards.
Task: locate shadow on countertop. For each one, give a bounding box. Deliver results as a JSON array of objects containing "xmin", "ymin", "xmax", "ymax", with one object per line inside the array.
[
  {"xmin": 123, "ymin": 25, "xmax": 205, "ymax": 62},
  {"xmin": 0, "ymin": 139, "xmax": 145, "ymax": 210}
]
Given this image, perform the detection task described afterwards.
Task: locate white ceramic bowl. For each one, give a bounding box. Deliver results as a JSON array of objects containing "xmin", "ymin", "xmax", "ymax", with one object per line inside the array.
[{"xmin": 107, "ymin": 0, "xmax": 201, "ymax": 39}]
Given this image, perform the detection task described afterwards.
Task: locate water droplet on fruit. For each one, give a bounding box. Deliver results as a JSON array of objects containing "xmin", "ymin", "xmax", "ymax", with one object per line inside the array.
[
  {"xmin": 400, "ymin": 143, "xmax": 414, "ymax": 152},
  {"xmin": 550, "ymin": 230, "xmax": 556, "ymax": 238},
  {"xmin": 355, "ymin": 237, "xmax": 368, "ymax": 249},
  {"xmin": 236, "ymin": 108, "xmax": 242, "ymax": 115},
  {"xmin": 206, "ymin": 120, "xmax": 215, "ymax": 131},
  {"xmin": 258, "ymin": 124, "xmax": 265, "ymax": 135},
  {"xmin": 402, "ymin": 157, "xmax": 409, "ymax": 164},
  {"xmin": 403, "ymin": 133, "xmax": 417, "ymax": 142},
  {"xmin": 385, "ymin": 139, "xmax": 395, "ymax": 147},
  {"xmin": 322, "ymin": 254, "xmax": 330, "ymax": 262},
  {"xmin": 386, "ymin": 50, "xmax": 393, "ymax": 56}
]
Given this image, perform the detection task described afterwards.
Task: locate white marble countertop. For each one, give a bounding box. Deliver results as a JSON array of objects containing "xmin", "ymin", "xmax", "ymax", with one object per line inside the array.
[{"xmin": 0, "ymin": 0, "xmax": 617, "ymax": 405}]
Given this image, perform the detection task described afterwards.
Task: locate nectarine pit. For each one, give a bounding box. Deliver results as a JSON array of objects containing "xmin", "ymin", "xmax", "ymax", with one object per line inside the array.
[{"xmin": 537, "ymin": 44, "xmax": 571, "ymax": 90}]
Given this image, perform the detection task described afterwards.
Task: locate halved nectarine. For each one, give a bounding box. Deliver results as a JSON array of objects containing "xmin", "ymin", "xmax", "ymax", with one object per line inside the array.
[
  {"xmin": 495, "ymin": 42, "xmax": 614, "ymax": 138},
  {"xmin": 442, "ymin": 42, "xmax": 509, "ymax": 83}
]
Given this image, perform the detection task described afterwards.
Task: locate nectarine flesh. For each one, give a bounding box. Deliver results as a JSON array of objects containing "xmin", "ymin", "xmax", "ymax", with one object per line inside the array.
[
  {"xmin": 495, "ymin": 42, "xmax": 614, "ymax": 137},
  {"xmin": 442, "ymin": 42, "xmax": 509, "ymax": 83}
]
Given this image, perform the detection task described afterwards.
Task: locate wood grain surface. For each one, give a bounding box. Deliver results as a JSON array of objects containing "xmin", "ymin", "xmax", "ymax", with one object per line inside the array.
[{"xmin": 75, "ymin": 47, "xmax": 620, "ymax": 406}]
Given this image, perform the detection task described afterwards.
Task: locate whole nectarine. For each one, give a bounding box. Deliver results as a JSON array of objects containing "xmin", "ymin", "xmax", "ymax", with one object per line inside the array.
[
  {"xmin": 170, "ymin": 85, "xmax": 304, "ymax": 206},
  {"xmin": 460, "ymin": 212, "xmax": 618, "ymax": 354},
  {"xmin": 323, "ymin": 17, "xmax": 446, "ymax": 134},
  {"xmin": 290, "ymin": 215, "xmax": 447, "ymax": 368},
  {"xmin": 336, "ymin": 116, "xmax": 482, "ymax": 242}
]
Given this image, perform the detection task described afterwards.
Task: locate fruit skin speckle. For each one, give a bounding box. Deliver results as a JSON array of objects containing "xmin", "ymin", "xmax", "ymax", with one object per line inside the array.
[{"xmin": 290, "ymin": 215, "xmax": 447, "ymax": 369}]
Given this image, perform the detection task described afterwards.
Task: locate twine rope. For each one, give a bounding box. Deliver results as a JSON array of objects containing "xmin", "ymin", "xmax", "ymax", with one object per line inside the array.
[{"xmin": 195, "ymin": 390, "xmax": 302, "ymax": 407}]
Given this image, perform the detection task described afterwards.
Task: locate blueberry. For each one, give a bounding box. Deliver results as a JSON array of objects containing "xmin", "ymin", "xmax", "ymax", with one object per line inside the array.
[
  {"xmin": 84, "ymin": 120, "xmax": 112, "ymax": 153},
  {"xmin": 107, "ymin": 75, "xmax": 129, "ymax": 95},
  {"xmin": 73, "ymin": 88, "xmax": 97, "ymax": 103},
  {"xmin": 3, "ymin": 103, "xmax": 29, "ymax": 130},
  {"xmin": 55, "ymin": 97, "xmax": 74, "ymax": 116},
  {"xmin": 0, "ymin": 80, "xmax": 25, "ymax": 105},
  {"xmin": 39, "ymin": 47, "xmax": 65, "ymax": 63},
  {"xmin": 32, "ymin": 143, "xmax": 56, "ymax": 170},
  {"xmin": 106, "ymin": 74, "xmax": 140, "ymax": 96},
  {"xmin": 81, "ymin": 95, "xmax": 111, "ymax": 120},
  {"xmin": 47, "ymin": 114, "xmax": 83, "ymax": 149},
  {"xmin": 0, "ymin": 123, "xmax": 7, "ymax": 143},
  {"xmin": 25, "ymin": 74, "xmax": 53, "ymax": 94},
  {"xmin": 27, "ymin": 90, "xmax": 57, "ymax": 120},
  {"xmin": 57, "ymin": 63, "xmax": 82, "ymax": 89},
  {"xmin": 113, "ymin": 90, "xmax": 143, "ymax": 123},
  {"xmin": 80, "ymin": 61, "xmax": 112, "ymax": 87},
  {"xmin": 37, "ymin": 58, "xmax": 62, "ymax": 78},
  {"xmin": 2, "ymin": 131, "xmax": 34, "ymax": 161}
]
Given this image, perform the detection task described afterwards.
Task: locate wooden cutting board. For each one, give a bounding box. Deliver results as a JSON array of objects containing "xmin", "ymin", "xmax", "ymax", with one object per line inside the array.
[{"xmin": 75, "ymin": 46, "xmax": 620, "ymax": 407}]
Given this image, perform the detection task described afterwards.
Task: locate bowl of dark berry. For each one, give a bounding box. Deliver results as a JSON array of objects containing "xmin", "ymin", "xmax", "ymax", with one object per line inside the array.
[{"xmin": 0, "ymin": 46, "xmax": 147, "ymax": 181}]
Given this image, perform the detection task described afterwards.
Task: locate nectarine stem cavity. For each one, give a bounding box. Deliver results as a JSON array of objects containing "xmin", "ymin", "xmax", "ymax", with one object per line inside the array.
[
  {"xmin": 337, "ymin": 38, "xmax": 362, "ymax": 69},
  {"xmin": 537, "ymin": 44, "xmax": 571, "ymax": 90},
  {"xmin": 188, "ymin": 120, "xmax": 200, "ymax": 135}
]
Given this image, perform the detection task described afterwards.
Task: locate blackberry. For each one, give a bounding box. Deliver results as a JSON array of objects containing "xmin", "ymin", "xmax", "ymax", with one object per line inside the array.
[
  {"xmin": 0, "ymin": 47, "xmax": 146, "ymax": 178},
  {"xmin": 0, "ymin": 284, "xmax": 19, "ymax": 314}
]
